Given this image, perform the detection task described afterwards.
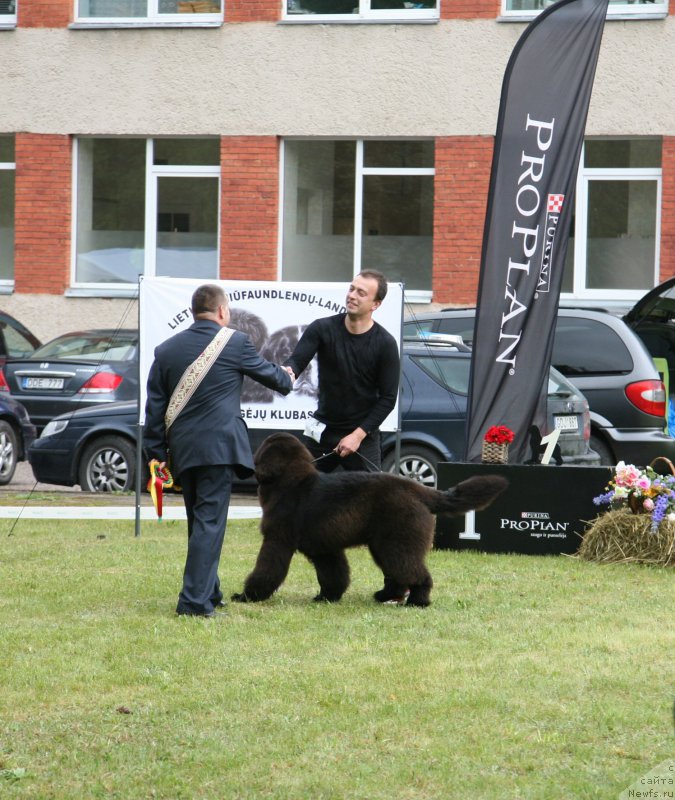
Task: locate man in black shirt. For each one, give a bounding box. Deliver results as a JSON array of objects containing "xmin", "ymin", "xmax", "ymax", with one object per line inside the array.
[{"xmin": 284, "ymin": 270, "xmax": 399, "ymax": 473}]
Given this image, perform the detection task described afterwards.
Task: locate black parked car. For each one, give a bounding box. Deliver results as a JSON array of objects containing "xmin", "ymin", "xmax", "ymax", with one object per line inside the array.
[
  {"xmin": 3, "ymin": 329, "xmax": 139, "ymax": 434},
  {"xmin": 0, "ymin": 391, "xmax": 37, "ymax": 485},
  {"xmin": 403, "ymin": 306, "xmax": 675, "ymax": 466},
  {"xmin": 28, "ymin": 401, "xmax": 138, "ymax": 492},
  {"xmin": 28, "ymin": 340, "xmax": 597, "ymax": 492}
]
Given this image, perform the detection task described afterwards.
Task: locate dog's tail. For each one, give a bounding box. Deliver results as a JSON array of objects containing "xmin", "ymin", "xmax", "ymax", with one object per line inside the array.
[{"xmin": 422, "ymin": 475, "xmax": 509, "ymax": 516}]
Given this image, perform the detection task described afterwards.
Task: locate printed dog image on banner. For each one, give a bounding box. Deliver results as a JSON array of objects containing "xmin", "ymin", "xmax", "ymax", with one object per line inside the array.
[{"xmin": 138, "ymin": 277, "xmax": 403, "ymax": 430}]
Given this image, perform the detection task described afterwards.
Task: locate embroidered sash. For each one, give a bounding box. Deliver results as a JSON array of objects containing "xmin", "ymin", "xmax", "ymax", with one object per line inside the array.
[{"xmin": 165, "ymin": 326, "xmax": 235, "ymax": 431}]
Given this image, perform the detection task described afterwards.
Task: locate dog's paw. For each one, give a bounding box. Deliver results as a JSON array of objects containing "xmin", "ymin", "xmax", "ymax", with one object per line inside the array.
[
  {"xmin": 230, "ymin": 592, "xmax": 249, "ymax": 603},
  {"xmin": 313, "ymin": 593, "xmax": 341, "ymax": 603},
  {"xmin": 406, "ymin": 597, "xmax": 431, "ymax": 608},
  {"xmin": 374, "ymin": 588, "xmax": 410, "ymax": 605}
]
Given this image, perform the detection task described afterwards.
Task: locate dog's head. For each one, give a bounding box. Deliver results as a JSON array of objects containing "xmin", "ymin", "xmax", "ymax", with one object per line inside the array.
[{"xmin": 254, "ymin": 432, "xmax": 316, "ymax": 487}]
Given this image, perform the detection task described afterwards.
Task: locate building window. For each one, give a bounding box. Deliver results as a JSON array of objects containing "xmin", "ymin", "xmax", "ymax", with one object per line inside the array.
[
  {"xmin": 75, "ymin": 0, "xmax": 221, "ymax": 24},
  {"xmin": 74, "ymin": 138, "xmax": 220, "ymax": 288},
  {"xmin": 0, "ymin": 0, "xmax": 16, "ymax": 26},
  {"xmin": 561, "ymin": 139, "xmax": 662, "ymax": 301},
  {"xmin": 284, "ymin": 1, "xmax": 438, "ymax": 22},
  {"xmin": 502, "ymin": 0, "xmax": 667, "ymax": 19},
  {"xmin": 282, "ymin": 140, "xmax": 434, "ymax": 300},
  {"xmin": 0, "ymin": 136, "xmax": 15, "ymax": 285}
]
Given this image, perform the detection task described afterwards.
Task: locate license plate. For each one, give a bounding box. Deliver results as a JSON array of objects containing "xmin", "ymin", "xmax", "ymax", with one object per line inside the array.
[
  {"xmin": 554, "ymin": 415, "xmax": 578, "ymax": 432},
  {"xmin": 23, "ymin": 377, "xmax": 65, "ymax": 390}
]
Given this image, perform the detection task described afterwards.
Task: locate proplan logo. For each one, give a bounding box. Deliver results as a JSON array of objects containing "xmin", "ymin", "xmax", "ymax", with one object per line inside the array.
[
  {"xmin": 619, "ymin": 759, "xmax": 675, "ymax": 799},
  {"xmin": 497, "ymin": 114, "xmax": 556, "ymax": 372},
  {"xmin": 537, "ymin": 193, "xmax": 564, "ymax": 294},
  {"xmin": 500, "ymin": 510, "xmax": 569, "ymax": 535}
]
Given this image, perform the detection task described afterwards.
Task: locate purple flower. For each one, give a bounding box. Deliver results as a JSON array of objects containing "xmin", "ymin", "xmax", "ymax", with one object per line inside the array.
[
  {"xmin": 650, "ymin": 494, "xmax": 670, "ymax": 533},
  {"xmin": 593, "ymin": 491, "xmax": 614, "ymax": 506}
]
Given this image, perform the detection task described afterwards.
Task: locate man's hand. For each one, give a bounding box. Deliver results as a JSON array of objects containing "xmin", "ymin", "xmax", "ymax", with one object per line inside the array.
[
  {"xmin": 335, "ymin": 428, "xmax": 367, "ymax": 458},
  {"xmin": 282, "ymin": 366, "xmax": 296, "ymax": 383}
]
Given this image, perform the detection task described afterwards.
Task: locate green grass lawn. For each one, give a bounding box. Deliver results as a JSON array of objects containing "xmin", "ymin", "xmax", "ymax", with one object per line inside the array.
[{"xmin": 0, "ymin": 517, "xmax": 672, "ymax": 799}]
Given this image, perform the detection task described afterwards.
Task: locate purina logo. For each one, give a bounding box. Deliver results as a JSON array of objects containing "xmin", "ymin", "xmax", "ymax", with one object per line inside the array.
[
  {"xmin": 547, "ymin": 194, "xmax": 564, "ymax": 214},
  {"xmin": 537, "ymin": 193, "xmax": 564, "ymax": 293}
]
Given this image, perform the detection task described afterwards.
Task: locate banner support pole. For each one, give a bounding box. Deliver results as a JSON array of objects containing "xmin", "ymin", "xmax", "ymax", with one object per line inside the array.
[{"xmin": 135, "ymin": 276, "xmax": 143, "ymax": 538}]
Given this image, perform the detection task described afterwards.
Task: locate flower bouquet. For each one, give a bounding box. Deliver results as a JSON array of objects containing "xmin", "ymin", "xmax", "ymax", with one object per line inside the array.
[
  {"xmin": 481, "ymin": 425, "xmax": 514, "ymax": 464},
  {"xmin": 578, "ymin": 459, "xmax": 675, "ymax": 567},
  {"xmin": 593, "ymin": 460, "xmax": 675, "ymax": 533}
]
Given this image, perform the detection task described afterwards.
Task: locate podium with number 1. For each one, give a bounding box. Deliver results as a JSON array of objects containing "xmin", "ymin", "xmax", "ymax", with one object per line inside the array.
[{"xmin": 435, "ymin": 462, "xmax": 612, "ymax": 555}]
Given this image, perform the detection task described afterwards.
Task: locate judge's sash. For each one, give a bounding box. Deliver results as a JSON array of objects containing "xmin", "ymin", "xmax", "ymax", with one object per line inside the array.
[{"xmin": 165, "ymin": 326, "xmax": 235, "ymax": 431}]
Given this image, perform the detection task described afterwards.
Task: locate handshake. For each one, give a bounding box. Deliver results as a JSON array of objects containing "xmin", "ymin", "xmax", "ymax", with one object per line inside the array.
[{"xmin": 282, "ymin": 366, "xmax": 296, "ymax": 384}]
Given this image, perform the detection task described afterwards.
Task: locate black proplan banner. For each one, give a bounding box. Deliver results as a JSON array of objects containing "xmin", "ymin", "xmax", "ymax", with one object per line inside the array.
[{"xmin": 465, "ymin": 0, "xmax": 609, "ymax": 464}]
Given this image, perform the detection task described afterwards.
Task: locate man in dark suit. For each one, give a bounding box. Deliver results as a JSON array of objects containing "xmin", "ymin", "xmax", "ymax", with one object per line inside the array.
[{"xmin": 144, "ymin": 284, "xmax": 294, "ymax": 618}]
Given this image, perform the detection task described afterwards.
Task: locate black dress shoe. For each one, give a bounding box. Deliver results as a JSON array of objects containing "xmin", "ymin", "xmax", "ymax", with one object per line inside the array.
[{"xmin": 176, "ymin": 608, "xmax": 215, "ymax": 618}]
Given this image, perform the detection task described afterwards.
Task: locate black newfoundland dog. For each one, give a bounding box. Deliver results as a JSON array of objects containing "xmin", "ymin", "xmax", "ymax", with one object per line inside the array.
[{"xmin": 232, "ymin": 433, "xmax": 507, "ymax": 607}]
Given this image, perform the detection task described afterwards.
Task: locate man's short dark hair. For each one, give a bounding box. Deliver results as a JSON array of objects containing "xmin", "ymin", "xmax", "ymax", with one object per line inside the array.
[
  {"xmin": 192, "ymin": 284, "xmax": 227, "ymax": 316},
  {"xmin": 358, "ymin": 270, "xmax": 388, "ymax": 303}
]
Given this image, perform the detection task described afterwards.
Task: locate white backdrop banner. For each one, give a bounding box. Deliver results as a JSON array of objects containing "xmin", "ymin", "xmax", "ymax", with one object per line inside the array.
[{"xmin": 138, "ymin": 277, "xmax": 403, "ymax": 431}]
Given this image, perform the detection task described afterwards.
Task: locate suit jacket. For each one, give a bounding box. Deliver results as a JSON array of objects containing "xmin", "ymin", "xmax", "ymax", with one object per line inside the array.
[{"xmin": 144, "ymin": 320, "xmax": 292, "ymax": 479}]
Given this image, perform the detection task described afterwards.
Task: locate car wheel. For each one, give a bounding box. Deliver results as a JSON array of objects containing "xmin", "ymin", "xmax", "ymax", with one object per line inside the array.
[
  {"xmin": 383, "ymin": 445, "xmax": 440, "ymax": 488},
  {"xmin": 589, "ymin": 434, "xmax": 614, "ymax": 466},
  {"xmin": 78, "ymin": 435, "xmax": 135, "ymax": 492},
  {"xmin": 0, "ymin": 420, "xmax": 18, "ymax": 485}
]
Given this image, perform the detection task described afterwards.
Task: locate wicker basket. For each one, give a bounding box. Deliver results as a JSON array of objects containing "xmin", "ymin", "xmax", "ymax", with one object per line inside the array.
[{"xmin": 481, "ymin": 442, "xmax": 509, "ymax": 464}]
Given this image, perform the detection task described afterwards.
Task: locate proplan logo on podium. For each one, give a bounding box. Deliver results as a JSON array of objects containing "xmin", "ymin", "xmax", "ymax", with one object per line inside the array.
[{"xmin": 459, "ymin": 510, "xmax": 571, "ymax": 541}]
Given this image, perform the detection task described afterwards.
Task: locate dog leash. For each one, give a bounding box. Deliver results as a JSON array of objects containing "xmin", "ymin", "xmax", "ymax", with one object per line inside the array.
[{"xmin": 312, "ymin": 450, "xmax": 382, "ymax": 471}]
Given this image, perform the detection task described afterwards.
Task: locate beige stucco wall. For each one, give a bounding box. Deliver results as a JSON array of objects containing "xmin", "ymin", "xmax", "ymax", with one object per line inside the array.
[
  {"xmin": 1, "ymin": 16, "xmax": 673, "ymax": 340},
  {"xmin": 1, "ymin": 18, "xmax": 674, "ymax": 137},
  {"xmin": 0, "ymin": 295, "xmax": 138, "ymax": 344}
]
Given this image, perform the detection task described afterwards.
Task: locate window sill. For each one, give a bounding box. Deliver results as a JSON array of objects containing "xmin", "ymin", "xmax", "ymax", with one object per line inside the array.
[
  {"xmin": 497, "ymin": 10, "xmax": 668, "ymax": 21},
  {"xmin": 69, "ymin": 19, "xmax": 222, "ymax": 29},
  {"xmin": 66, "ymin": 287, "xmax": 139, "ymax": 299},
  {"xmin": 0, "ymin": 21, "xmax": 16, "ymax": 29},
  {"xmin": 279, "ymin": 16, "xmax": 438, "ymax": 24},
  {"xmin": 403, "ymin": 290, "xmax": 433, "ymax": 304}
]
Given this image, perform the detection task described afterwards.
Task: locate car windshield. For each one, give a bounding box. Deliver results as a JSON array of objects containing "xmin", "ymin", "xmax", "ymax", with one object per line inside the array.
[
  {"xmin": 548, "ymin": 366, "xmax": 577, "ymax": 397},
  {"xmin": 32, "ymin": 333, "xmax": 137, "ymax": 361}
]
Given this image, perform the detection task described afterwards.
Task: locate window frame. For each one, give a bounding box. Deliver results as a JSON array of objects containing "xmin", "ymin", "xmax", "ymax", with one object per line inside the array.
[
  {"xmin": 282, "ymin": 0, "xmax": 439, "ymax": 23},
  {"xmin": 499, "ymin": 0, "xmax": 668, "ymax": 21},
  {"xmin": 72, "ymin": 0, "xmax": 222, "ymax": 27},
  {"xmin": 279, "ymin": 138, "xmax": 435, "ymax": 303},
  {"xmin": 71, "ymin": 138, "xmax": 221, "ymax": 294},
  {"xmin": 0, "ymin": 151, "xmax": 15, "ymax": 290},
  {"xmin": 561, "ymin": 143, "xmax": 662, "ymax": 304},
  {"xmin": 0, "ymin": 0, "xmax": 17, "ymax": 28}
]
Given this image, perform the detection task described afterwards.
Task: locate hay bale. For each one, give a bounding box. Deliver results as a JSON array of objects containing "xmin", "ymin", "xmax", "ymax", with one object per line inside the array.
[{"xmin": 578, "ymin": 510, "xmax": 675, "ymax": 567}]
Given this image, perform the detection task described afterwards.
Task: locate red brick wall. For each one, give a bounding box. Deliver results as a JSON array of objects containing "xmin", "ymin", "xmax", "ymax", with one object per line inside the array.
[
  {"xmin": 14, "ymin": 135, "xmax": 72, "ymax": 295},
  {"xmin": 442, "ymin": 0, "xmax": 500, "ymax": 19},
  {"xmin": 432, "ymin": 136, "xmax": 493, "ymax": 305},
  {"xmin": 226, "ymin": 0, "xmax": 279, "ymax": 22},
  {"xmin": 660, "ymin": 137, "xmax": 675, "ymax": 282},
  {"xmin": 220, "ymin": 136, "xmax": 280, "ymax": 281},
  {"xmin": 19, "ymin": 0, "xmax": 71, "ymax": 27}
]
